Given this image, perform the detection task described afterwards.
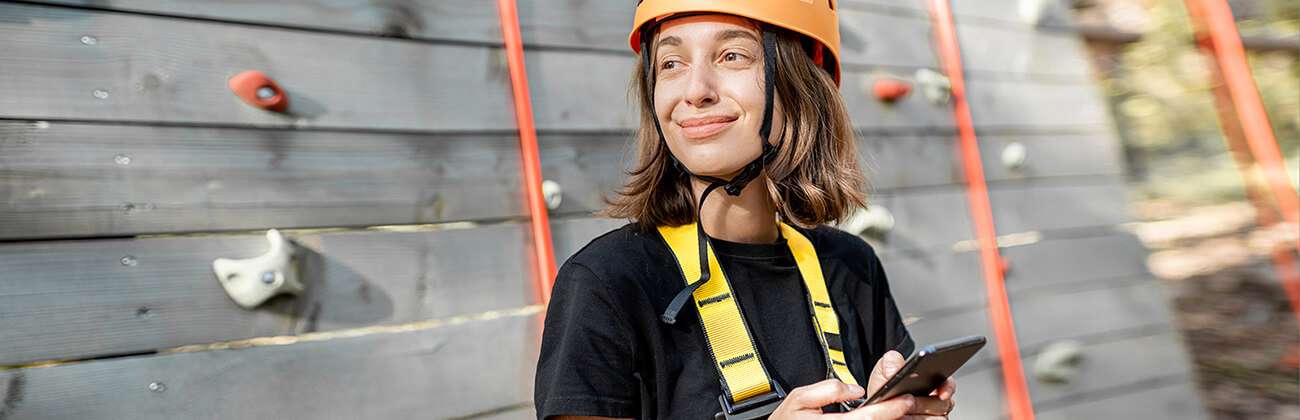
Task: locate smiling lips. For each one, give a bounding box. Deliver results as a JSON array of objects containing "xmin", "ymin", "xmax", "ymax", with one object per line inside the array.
[{"xmin": 677, "ymin": 115, "xmax": 739, "ymax": 139}]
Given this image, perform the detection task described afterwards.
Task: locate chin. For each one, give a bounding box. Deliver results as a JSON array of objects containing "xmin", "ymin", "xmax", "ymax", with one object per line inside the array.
[
  {"xmin": 668, "ymin": 135, "xmax": 763, "ymax": 178},
  {"xmin": 676, "ymin": 151, "xmax": 754, "ymax": 178}
]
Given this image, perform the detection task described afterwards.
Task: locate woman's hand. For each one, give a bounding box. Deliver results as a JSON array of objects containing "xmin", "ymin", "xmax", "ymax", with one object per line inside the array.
[
  {"xmin": 767, "ymin": 349, "xmax": 958, "ymax": 419},
  {"xmin": 863, "ymin": 350, "xmax": 957, "ymax": 420},
  {"xmin": 768, "ymin": 378, "xmax": 914, "ymax": 419}
]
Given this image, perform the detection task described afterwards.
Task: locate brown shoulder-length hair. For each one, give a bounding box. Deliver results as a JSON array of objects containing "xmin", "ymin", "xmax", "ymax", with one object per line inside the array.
[{"xmin": 600, "ymin": 27, "xmax": 868, "ymax": 229}]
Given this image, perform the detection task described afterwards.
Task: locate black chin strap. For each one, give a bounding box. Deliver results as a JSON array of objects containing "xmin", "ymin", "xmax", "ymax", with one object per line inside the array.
[{"xmin": 643, "ymin": 26, "xmax": 781, "ymax": 324}]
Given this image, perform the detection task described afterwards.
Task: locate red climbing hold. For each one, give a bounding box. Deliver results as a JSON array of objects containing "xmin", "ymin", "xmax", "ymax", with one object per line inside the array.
[
  {"xmin": 228, "ymin": 70, "xmax": 289, "ymax": 113},
  {"xmin": 873, "ymin": 78, "xmax": 911, "ymax": 102}
]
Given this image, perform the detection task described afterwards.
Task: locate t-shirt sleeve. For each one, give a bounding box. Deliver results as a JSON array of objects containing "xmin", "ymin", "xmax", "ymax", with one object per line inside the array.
[
  {"xmin": 866, "ymin": 247, "xmax": 917, "ymax": 359},
  {"xmin": 534, "ymin": 261, "xmax": 640, "ymax": 419}
]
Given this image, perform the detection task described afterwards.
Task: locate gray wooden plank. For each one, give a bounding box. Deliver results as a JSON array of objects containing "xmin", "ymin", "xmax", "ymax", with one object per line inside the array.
[
  {"xmin": 860, "ymin": 133, "xmax": 966, "ymax": 189},
  {"xmin": 551, "ymin": 217, "xmax": 627, "ymax": 264},
  {"xmin": 948, "ymin": 0, "xmax": 1077, "ymax": 30},
  {"xmin": 841, "ymin": 69, "xmax": 958, "ymax": 130},
  {"xmin": 878, "ymin": 249, "xmax": 984, "ymax": 316},
  {"xmin": 972, "ymin": 133, "xmax": 1125, "ymax": 181},
  {"xmin": 0, "ymin": 3, "xmax": 1107, "ymax": 132},
  {"xmin": 0, "ymin": 120, "xmax": 1122, "ymax": 240},
  {"xmin": 0, "ymin": 121, "xmax": 630, "ymax": 240},
  {"xmin": 25, "ymin": 0, "xmax": 1081, "ymax": 80},
  {"xmin": 1035, "ymin": 380, "xmax": 1208, "ymax": 420},
  {"xmin": 870, "ymin": 178, "xmax": 1131, "ymax": 253},
  {"xmin": 957, "ymin": 23, "xmax": 1091, "ymax": 81},
  {"xmin": 988, "ymin": 178, "xmax": 1131, "ymax": 235},
  {"xmin": 0, "ymin": 2, "xmax": 631, "ymax": 132},
  {"xmin": 861, "ymin": 132, "xmax": 1124, "ymax": 191},
  {"xmin": 1010, "ymin": 279, "xmax": 1176, "ymax": 351},
  {"xmin": 1001, "ymin": 233, "xmax": 1151, "ymax": 293},
  {"xmin": 843, "ymin": 73, "xmax": 1111, "ymax": 132},
  {"xmin": 901, "ymin": 281, "xmax": 1198, "ymax": 419},
  {"xmin": 882, "ymin": 232, "xmax": 1152, "ymax": 317},
  {"xmin": 846, "ymin": 0, "xmax": 1077, "ymax": 30},
  {"xmin": 838, "ymin": 8, "xmax": 938, "ymax": 69},
  {"xmin": 964, "ymin": 78, "xmax": 1112, "ymax": 129},
  {"xmin": 0, "ymin": 312, "xmax": 541, "ymax": 420},
  {"xmin": 0, "ymin": 216, "xmax": 619, "ymax": 366},
  {"xmin": 940, "ymin": 330, "xmax": 1203, "ymax": 420},
  {"xmin": 1024, "ymin": 331, "xmax": 1196, "ymax": 409},
  {"xmin": 867, "ymin": 189, "xmax": 975, "ymax": 252},
  {"xmin": 902, "ymin": 279, "xmax": 1175, "ymax": 367},
  {"xmin": 32, "ymin": 0, "xmax": 633, "ymax": 51}
]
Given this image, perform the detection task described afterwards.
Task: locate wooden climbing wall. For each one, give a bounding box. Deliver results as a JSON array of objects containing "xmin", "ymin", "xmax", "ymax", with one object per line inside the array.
[{"xmin": 0, "ymin": 0, "xmax": 1206, "ymax": 419}]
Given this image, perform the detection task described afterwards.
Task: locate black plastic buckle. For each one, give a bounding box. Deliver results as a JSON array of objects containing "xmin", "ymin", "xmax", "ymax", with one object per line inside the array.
[{"xmin": 714, "ymin": 384, "xmax": 787, "ymax": 420}]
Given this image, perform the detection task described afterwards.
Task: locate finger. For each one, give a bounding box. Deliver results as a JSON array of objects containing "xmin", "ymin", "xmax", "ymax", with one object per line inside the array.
[
  {"xmin": 786, "ymin": 379, "xmax": 865, "ymax": 410},
  {"xmin": 907, "ymin": 396, "xmax": 955, "ymax": 416},
  {"xmin": 844, "ymin": 395, "xmax": 914, "ymax": 420},
  {"xmin": 927, "ymin": 378, "xmax": 956, "ymax": 399},
  {"xmin": 901, "ymin": 416, "xmax": 948, "ymax": 420},
  {"xmin": 867, "ymin": 350, "xmax": 907, "ymax": 396},
  {"xmin": 935, "ymin": 378, "xmax": 956, "ymax": 400}
]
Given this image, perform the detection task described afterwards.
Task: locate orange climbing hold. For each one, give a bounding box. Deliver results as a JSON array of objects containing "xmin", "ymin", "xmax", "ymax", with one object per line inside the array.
[
  {"xmin": 228, "ymin": 70, "xmax": 289, "ymax": 113},
  {"xmin": 873, "ymin": 78, "xmax": 912, "ymax": 102}
]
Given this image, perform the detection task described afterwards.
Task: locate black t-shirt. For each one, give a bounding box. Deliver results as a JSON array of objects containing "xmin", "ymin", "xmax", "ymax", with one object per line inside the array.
[{"xmin": 535, "ymin": 223, "xmax": 915, "ymax": 419}]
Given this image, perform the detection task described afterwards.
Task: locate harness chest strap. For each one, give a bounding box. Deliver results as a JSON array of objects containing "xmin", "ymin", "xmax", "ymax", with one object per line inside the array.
[{"xmin": 657, "ymin": 223, "xmax": 861, "ymax": 407}]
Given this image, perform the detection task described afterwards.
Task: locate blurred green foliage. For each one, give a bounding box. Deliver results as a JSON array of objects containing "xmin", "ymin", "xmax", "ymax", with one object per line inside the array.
[{"xmin": 1102, "ymin": 0, "xmax": 1299, "ymax": 205}]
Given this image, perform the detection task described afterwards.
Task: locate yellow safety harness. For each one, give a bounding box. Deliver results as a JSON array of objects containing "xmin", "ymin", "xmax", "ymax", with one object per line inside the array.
[{"xmin": 658, "ymin": 222, "xmax": 862, "ymax": 419}]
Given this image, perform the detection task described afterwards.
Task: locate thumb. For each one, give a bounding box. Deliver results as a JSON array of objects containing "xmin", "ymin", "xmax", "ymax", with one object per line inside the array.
[
  {"xmin": 783, "ymin": 379, "xmax": 866, "ymax": 410},
  {"xmin": 868, "ymin": 350, "xmax": 907, "ymax": 397}
]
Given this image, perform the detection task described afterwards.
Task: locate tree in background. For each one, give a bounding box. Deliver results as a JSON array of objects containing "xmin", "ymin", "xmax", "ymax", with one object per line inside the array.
[{"xmin": 1082, "ymin": 0, "xmax": 1299, "ymax": 205}]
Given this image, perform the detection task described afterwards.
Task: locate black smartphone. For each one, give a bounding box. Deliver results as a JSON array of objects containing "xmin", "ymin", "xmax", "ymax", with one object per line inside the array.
[{"xmin": 844, "ymin": 335, "xmax": 986, "ymax": 410}]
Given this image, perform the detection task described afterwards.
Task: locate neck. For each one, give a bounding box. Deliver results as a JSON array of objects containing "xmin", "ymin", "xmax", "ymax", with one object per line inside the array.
[{"xmin": 691, "ymin": 174, "xmax": 779, "ymax": 244}]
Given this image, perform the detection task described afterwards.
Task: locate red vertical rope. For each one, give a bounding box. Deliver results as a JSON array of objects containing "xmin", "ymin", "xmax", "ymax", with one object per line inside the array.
[
  {"xmin": 926, "ymin": 1, "xmax": 1035, "ymax": 419},
  {"xmin": 1186, "ymin": 0, "xmax": 1300, "ymax": 322},
  {"xmin": 496, "ymin": 0, "xmax": 558, "ymax": 305},
  {"xmin": 1186, "ymin": 0, "xmax": 1300, "ymax": 231}
]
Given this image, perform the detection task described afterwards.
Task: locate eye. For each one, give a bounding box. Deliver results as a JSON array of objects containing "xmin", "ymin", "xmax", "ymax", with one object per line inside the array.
[
  {"xmin": 660, "ymin": 59, "xmax": 682, "ymax": 71},
  {"xmin": 720, "ymin": 51, "xmax": 754, "ymax": 66}
]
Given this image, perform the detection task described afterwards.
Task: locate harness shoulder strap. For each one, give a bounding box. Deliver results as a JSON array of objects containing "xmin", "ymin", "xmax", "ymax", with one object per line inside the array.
[
  {"xmin": 779, "ymin": 223, "xmax": 860, "ymax": 386},
  {"xmin": 659, "ymin": 223, "xmax": 774, "ymax": 402},
  {"xmin": 657, "ymin": 223, "xmax": 862, "ymax": 407}
]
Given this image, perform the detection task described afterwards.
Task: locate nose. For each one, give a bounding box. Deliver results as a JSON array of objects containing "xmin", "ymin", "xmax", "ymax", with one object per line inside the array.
[{"xmin": 683, "ymin": 64, "xmax": 718, "ymax": 108}]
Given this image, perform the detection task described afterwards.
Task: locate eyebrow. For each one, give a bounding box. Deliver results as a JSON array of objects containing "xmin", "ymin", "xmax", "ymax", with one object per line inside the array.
[
  {"xmin": 717, "ymin": 29, "xmax": 759, "ymax": 44},
  {"xmin": 654, "ymin": 35, "xmax": 681, "ymax": 50},
  {"xmin": 652, "ymin": 29, "xmax": 759, "ymax": 53}
]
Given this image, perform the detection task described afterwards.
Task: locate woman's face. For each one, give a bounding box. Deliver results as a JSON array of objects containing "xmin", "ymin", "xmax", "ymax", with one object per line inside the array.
[{"xmin": 652, "ymin": 15, "xmax": 781, "ymax": 178}]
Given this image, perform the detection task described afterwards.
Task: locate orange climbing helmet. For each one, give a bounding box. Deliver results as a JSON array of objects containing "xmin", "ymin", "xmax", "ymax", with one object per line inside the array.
[{"xmin": 628, "ymin": 0, "xmax": 843, "ymax": 84}]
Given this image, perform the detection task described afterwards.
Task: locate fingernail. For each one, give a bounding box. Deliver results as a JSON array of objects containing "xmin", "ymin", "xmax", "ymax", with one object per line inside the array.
[
  {"xmin": 903, "ymin": 395, "xmax": 916, "ymax": 407},
  {"xmin": 884, "ymin": 363, "xmax": 898, "ymax": 376},
  {"xmin": 849, "ymin": 384, "xmax": 864, "ymax": 394}
]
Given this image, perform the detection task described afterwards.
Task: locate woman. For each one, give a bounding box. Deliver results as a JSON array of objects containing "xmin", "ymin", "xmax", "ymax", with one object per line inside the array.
[{"xmin": 535, "ymin": 1, "xmax": 957, "ymax": 419}]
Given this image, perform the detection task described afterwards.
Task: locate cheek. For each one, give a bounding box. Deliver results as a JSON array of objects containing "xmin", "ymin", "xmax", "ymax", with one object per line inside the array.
[
  {"xmin": 719, "ymin": 71, "xmax": 767, "ymax": 113},
  {"xmin": 652, "ymin": 83, "xmax": 681, "ymax": 123}
]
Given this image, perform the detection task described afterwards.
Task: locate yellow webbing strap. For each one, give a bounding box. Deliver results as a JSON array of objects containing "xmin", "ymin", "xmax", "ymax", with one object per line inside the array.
[
  {"xmin": 658, "ymin": 223, "xmax": 861, "ymax": 404},
  {"xmin": 659, "ymin": 223, "xmax": 772, "ymax": 401},
  {"xmin": 778, "ymin": 223, "xmax": 860, "ymax": 387}
]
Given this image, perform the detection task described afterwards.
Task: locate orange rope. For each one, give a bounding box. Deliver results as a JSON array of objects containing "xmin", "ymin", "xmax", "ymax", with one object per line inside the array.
[
  {"xmin": 496, "ymin": 0, "xmax": 558, "ymax": 305},
  {"xmin": 1185, "ymin": 0, "xmax": 1300, "ymax": 232},
  {"xmin": 1186, "ymin": 0, "xmax": 1300, "ymax": 323},
  {"xmin": 925, "ymin": 1, "xmax": 1035, "ymax": 419}
]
